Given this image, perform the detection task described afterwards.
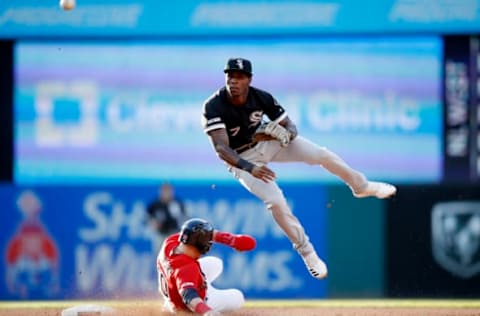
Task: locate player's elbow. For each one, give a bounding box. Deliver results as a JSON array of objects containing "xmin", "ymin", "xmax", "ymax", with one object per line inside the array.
[
  {"xmin": 214, "ymin": 142, "xmax": 229, "ymax": 155},
  {"xmin": 215, "ymin": 147, "xmax": 234, "ymax": 164}
]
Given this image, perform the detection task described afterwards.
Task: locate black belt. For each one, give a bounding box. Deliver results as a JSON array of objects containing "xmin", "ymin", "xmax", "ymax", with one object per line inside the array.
[{"xmin": 235, "ymin": 142, "xmax": 258, "ymax": 154}]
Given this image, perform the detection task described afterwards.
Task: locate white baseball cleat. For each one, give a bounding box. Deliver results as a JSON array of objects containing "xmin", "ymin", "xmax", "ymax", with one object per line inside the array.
[
  {"xmin": 353, "ymin": 181, "xmax": 397, "ymax": 199},
  {"xmin": 302, "ymin": 252, "xmax": 328, "ymax": 280}
]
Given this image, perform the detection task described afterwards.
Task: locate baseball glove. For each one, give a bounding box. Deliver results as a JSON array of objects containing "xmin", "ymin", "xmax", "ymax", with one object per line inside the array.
[{"xmin": 252, "ymin": 121, "xmax": 291, "ymax": 147}]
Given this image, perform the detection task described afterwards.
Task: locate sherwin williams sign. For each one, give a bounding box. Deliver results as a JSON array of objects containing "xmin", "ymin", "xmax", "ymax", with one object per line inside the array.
[{"xmin": 0, "ymin": 184, "xmax": 327, "ymax": 299}]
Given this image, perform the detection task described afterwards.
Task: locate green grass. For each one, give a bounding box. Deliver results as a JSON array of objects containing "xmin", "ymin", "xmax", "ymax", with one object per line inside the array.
[{"xmin": 1, "ymin": 299, "xmax": 480, "ymax": 309}]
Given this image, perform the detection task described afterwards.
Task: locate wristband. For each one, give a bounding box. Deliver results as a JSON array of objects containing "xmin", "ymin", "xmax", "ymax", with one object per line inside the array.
[
  {"xmin": 237, "ymin": 158, "xmax": 254, "ymax": 173},
  {"xmin": 194, "ymin": 302, "xmax": 211, "ymax": 314}
]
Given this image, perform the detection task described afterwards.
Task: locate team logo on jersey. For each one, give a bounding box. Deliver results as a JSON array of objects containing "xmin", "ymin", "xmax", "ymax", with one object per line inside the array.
[
  {"xmin": 249, "ymin": 111, "xmax": 263, "ymax": 127},
  {"xmin": 432, "ymin": 201, "xmax": 480, "ymax": 278},
  {"xmin": 5, "ymin": 190, "xmax": 60, "ymax": 298}
]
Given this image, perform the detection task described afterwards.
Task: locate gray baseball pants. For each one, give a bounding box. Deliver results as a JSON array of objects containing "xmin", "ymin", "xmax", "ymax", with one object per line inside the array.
[{"xmin": 229, "ymin": 136, "xmax": 368, "ymax": 256}]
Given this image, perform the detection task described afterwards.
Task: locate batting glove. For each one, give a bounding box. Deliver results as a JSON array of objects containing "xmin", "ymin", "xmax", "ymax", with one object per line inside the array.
[{"xmin": 214, "ymin": 231, "xmax": 257, "ymax": 251}]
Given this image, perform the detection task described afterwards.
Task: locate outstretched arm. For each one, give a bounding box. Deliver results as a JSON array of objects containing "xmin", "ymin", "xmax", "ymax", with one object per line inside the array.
[{"xmin": 213, "ymin": 230, "xmax": 256, "ymax": 251}]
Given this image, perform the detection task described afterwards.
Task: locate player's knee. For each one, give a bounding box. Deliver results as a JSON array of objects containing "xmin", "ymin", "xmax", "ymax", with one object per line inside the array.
[
  {"xmin": 200, "ymin": 256, "xmax": 223, "ymax": 272},
  {"xmin": 266, "ymin": 198, "xmax": 290, "ymax": 215},
  {"xmin": 265, "ymin": 193, "xmax": 288, "ymax": 210},
  {"xmin": 199, "ymin": 256, "xmax": 223, "ymax": 283}
]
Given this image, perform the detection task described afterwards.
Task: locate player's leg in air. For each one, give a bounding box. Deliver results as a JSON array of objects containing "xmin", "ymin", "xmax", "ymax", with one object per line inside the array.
[
  {"xmin": 272, "ymin": 136, "xmax": 397, "ymax": 199},
  {"xmin": 198, "ymin": 256, "xmax": 245, "ymax": 312},
  {"xmin": 228, "ymin": 165, "xmax": 328, "ymax": 280}
]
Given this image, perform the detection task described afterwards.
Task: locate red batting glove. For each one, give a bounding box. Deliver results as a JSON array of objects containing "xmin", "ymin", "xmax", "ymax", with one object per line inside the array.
[
  {"xmin": 214, "ymin": 231, "xmax": 256, "ymax": 251},
  {"xmin": 233, "ymin": 234, "xmax": 256, "ymax": 251}
]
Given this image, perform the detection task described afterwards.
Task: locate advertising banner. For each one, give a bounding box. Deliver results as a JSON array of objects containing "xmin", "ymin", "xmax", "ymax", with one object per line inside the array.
[
  {"xmin": 0, "ymin": 183, "xmax": 327, "ymax": 300},
  {"xmin": 14, "ymin": 37, "xmax": 442, "ymax": 184},
  {"xmin": 386, "ymin": 185, "xmax": 480, "ymax": 297},
  {"xmin": 1, "ymin": 0, "xmax": 479, "ymax": 38}
]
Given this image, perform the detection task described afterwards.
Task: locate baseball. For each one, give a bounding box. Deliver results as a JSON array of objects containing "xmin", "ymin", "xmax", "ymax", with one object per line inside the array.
[{"xmin": 60, "ymin": 0, "xmax": 76, "ymax": 10}]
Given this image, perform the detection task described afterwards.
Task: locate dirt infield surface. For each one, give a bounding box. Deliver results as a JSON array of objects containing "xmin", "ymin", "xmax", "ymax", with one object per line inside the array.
[
  {"xmin": 1, "ymin": 300, "xmax": 480, "ymax": 316},
  {"xmin": 1, "ymin": 306, "xmax": 480, "ymax": 316}
]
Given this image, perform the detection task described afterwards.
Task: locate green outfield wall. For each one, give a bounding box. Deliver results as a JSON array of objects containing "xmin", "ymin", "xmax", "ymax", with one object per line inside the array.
[{"xmin": 326, "ymin": 185, "xmax": 385, "ymax": 297}]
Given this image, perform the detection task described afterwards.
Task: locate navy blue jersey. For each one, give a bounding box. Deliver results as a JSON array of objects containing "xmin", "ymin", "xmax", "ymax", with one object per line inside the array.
[{"xmin": 201, "ymin": 86, "xmax": 287, "ymax": 150}]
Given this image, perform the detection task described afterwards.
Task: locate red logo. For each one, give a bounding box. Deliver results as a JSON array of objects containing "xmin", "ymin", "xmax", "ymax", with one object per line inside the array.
[{"xmin": 5, "ymin": 190, "xmax": 60, "ymax": 298}]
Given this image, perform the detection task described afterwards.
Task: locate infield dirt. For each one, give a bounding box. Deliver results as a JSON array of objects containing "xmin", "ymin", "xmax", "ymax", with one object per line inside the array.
[{"xmin": 1, "ymin": 306, "xmax": 480, "ymax": 316}]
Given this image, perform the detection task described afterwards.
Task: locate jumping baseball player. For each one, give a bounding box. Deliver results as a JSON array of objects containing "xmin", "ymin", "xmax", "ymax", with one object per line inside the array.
[
  {"xmin": 201, "ymin": 57, "xmax": 397, "ymax": 280},
  {"xmin": 156, "ymin": 218, "xmax": 256, "ymax": 315}
]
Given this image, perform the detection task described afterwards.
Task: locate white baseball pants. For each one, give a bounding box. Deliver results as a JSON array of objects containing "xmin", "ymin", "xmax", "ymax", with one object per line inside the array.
[
  {"xmin": 200, "ymin": 256, "xmax": 245, "ymax": 312},
  {"xmin": 162, "ymin": 256, "xmax": 244, "ymax": 313}
]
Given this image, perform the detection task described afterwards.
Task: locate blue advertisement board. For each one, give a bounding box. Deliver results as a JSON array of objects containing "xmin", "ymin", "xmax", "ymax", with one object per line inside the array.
[
  {"xmin": 0, "ymin": 183, "xmax": 327, "ymax": 299},
  {"xmin": 0, "ymin": 0, "xmax": 479, "ymax": 38}
]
